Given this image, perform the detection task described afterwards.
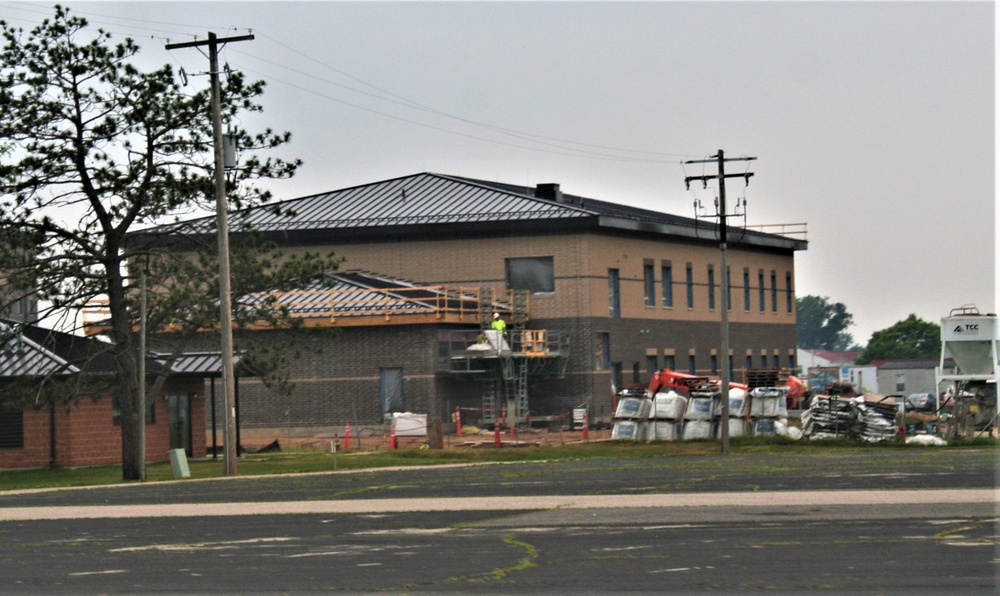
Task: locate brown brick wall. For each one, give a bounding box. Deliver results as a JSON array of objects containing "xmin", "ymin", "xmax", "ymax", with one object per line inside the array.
[
  {"xmin": 0, "ymin": 406, "xmax": 51, "ymax": 469},
  {"xmin": 0, "ymin": 380, "xmax": 206, "ymax": 469}
]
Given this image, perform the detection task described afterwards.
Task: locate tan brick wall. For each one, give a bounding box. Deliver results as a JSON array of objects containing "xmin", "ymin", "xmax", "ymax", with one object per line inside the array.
[{"xmin": 284, "ymin": 230, "xmax": 796, "ymax": 327}]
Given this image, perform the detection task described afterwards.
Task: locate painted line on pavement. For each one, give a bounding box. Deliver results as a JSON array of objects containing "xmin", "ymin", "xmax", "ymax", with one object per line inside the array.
[{"xmin": 0, "ymin": 488, "xmax": 996, "ymax": 521}]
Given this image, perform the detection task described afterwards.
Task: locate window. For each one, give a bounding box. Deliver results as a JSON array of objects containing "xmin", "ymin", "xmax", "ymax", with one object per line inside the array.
[
  {"xmin": 665, "ymin": 354, "xmax": 676, "ymax": 371},
  {"xmin": 773, "ymin": 355, "xmax": 781, "ymax": 369},
  {"xmin": 0, "ymin": 409, "xmax": 24, "ymax": 449},
  {"xmin": 785, "ymin": 272, "xmax": 794, "ymax": 313},
  {"xmin": 643, "ymin": 260, "xmax": 655, "ymax": 307},
  {"xmin": 743, "ymin": 268, "xmax": 751, "ymax": 311},
  {"xmin": 11, "ymin": 294, "xmax": 37, "ymax": 318},
  {"xmin": 710, "ymin": 354, "xmax": 718, "ymax": 375},
  {"xmin": 746, "ymin": 355, "xmax": 753, "ymax": 370},
  {"xmin": 761, "ymin": 354, "xmax": 768, "ymax": 368},
  {"xmin": 770, "ymin": 271, "xmax": 778, "ymax": 313},
  {"xmin": 688, "ymin": 354, "xmax": 697, "ymax": 375},
  {"xmin": 686, "ymin": 263, "xmax": 694, "ymax": 309},
  {"xmin": 608, "ymin": 269, "xmax": 620, "ymax": 318},
  {"xmin": 505, "ymin": 256, "xmax": 554, "ymax": 293},
  {"xmin": 788, "ymin": 354, "xmax": 796, "ymax": 369},
  {"xmin": 758, "ymin": 270, "xmax": 766, "ymax": 312},
  {"xmin": 595, "ymin": 333, "xmax": 610, "ymax": 370},
  {"xmin": 632, "ymin": 362, "xmax": 641, "ymax": 383},
  {"xmin": 647, "ymin": 354, "xmax": 658, "ymax": 376},
  {"xmin": 707, "ymin": 265, "xmax": 715, "ymax": 310},
  {"xmin": 729, "ymin": 355, "xmax": 734, "ymax": 379},
  {"xmin": 661, "ymin": 261, "xmax": 673, "ymax": 308}
]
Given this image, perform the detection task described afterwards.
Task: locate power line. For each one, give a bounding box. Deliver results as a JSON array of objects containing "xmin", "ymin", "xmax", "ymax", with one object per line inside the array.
[
  {"xmin": 234, "ymin": 62, "xmax": 680, "ymax": 164},
  {"xmin": 3, "ymin": 3, "xmax": 704, "ymax": 164},
  {"xmin": 252, "ymin": 31, "xmax": 694, "ymax": 160}
]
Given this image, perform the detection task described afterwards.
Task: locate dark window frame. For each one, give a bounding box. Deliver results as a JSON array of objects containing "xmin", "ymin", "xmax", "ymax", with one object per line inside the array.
[
  {"xmin": 643, "ymin": 260, "xmax": 655, "ymax": 307},
  {"xmin": 505, "ymin": 256, "xmax": 555, "ymax": 293},
  {"xmin": 707, "ymin": 265, "xmax": 716, "ymax": 310},
  {"xmin": 743, "ymin": 268, "xmax": 751, "ymax": 311},
  {"xmin": 661, "ymin": 261, "xmax": 673, "ymax": 308},
  {"xmin": 686, "ymin": 263, "xmax": 694, "ymax": 309},
  {"xmin": 608, "ymin": 269, "xmax": 621, "ymax": 318},
  {"xmin": 0, "ymin": 409, "xmax": 25, "ymax": 449}
]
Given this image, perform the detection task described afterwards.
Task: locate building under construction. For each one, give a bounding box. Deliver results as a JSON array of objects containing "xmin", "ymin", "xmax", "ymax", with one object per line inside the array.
[{"xmin": 150, "ymin": 173, "xmax": 805, "ymax": 435}]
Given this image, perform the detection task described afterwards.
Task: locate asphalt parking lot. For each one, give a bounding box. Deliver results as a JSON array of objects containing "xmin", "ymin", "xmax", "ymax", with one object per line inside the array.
[{"xmin": 0, "ymin": 448, "xmax": 996, "ymax": 594}]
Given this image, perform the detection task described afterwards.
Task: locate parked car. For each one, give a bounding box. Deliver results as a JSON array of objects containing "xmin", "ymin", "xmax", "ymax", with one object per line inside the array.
[{"xmin": 905, "ymin": 392, "xmax": 937, "ymax": 413}]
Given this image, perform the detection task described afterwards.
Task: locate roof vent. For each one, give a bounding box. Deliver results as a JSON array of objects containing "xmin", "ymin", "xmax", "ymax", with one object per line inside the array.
[{"xmin": 535, "ymin": 183, "xmax": 564, "ymax": 203}]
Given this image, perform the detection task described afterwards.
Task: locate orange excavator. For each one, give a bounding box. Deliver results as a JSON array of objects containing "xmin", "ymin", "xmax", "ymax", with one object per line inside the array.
[
  {"xmin": 647, "ymin": 369, "xmax": 750, "ymax": 396},
  {"xmin": 648, "ymin": 368, "xmax": 805, "ymax": 408}
]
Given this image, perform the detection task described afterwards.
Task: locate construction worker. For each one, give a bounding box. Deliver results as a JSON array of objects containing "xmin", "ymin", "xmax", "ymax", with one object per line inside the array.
[{"xmin": 491, "ymin": 312, "xmax": 506, "ymax": 334}]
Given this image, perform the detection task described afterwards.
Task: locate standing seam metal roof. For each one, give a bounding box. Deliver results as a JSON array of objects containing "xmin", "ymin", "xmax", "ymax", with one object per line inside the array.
[
  {"xmin": 184, "ymin": 173, "xmax": 594, "ymax": 234},
  {"xmin": 161, "ymin": 172, "xmax": 804, "ymax": 251}
]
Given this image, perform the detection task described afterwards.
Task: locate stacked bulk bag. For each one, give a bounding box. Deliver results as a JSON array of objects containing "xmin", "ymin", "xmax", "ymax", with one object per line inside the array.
[
  {"xmin": 682, "ymin": 391, "xmax": 717, "ymax": 440},
  {"xmin": 716, "ymin": 387, "xmax": 749, "ymax": 438},
  {"xmin": 749, "ymin": 387, "xmax": 789, "ymax": 436},
  {"xmin": 648, "ymin": 390, "xmax": 687, "ymax": 441},
  {"xmin": 612, "ymin": 391, "xmax": 651, "ymax": 441}
]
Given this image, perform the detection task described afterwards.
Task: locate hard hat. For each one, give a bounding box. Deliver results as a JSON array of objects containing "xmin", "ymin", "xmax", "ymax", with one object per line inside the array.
[{"xmin": 493, "ymin": 312, "xmax": 499, "ymax": 319}]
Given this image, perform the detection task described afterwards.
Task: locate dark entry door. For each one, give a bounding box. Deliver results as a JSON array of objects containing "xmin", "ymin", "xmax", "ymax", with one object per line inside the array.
[{"xmin": 167, "ymin": 392, "xmax": 192, "ymax": 455}]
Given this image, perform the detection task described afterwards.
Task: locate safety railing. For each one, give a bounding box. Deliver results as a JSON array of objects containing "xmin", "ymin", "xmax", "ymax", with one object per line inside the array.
[{"xmin": 82, "ymin": 286, "xmax": 528, "ymax": 329}]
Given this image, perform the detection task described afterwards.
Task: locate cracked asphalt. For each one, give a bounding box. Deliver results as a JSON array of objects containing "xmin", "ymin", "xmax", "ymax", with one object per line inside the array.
[{"xmin": 0, "ymin": 448, "xmax": 997, "ymax": 594}]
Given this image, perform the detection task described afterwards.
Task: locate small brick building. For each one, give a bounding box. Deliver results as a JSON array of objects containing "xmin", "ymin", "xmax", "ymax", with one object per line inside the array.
[{"xmin": 0, "ymin": 322, "xmax": 207, "ymax": 469}]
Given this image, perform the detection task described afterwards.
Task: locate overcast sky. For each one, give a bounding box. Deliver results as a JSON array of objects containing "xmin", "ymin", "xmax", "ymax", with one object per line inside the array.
[{"xmin": 3, "ymin": 1, "xmax": 995, "ymax": 345}]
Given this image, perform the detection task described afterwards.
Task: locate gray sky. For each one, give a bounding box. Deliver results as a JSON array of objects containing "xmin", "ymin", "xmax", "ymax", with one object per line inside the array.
[{"xmin": 3, "ymin": 1, "xmax": 995, "ymax": 345}]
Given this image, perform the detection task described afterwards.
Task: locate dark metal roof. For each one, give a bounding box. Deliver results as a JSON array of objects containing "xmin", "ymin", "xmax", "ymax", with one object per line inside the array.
[
  {"xmin": 1, "ymin": 320, "xmax": 118, "ymax": 377},
  {"xmin": 157, "ymin": 352, "xmax": 253, "ymax": 377},
  {"xmin": 0, "ymin": 321, "xmax": 241, "ymax": 380},
  {"xmin": 449, "ymin": 175, "xmax": 805, "ymax": 250},
  {"xmin": 155, "ymin": 172, "xmax": 806, "ymax": 252},
  {"xmin": 0, "ymin": 328, "xmax": 78, "ymax": 377},
  {"xmin": 181, "ymin": 173, "xmax": 591, "ymax": 234}
]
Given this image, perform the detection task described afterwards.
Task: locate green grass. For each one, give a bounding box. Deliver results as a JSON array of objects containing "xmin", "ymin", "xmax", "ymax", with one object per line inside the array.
[{"xmin": 0, "ymin": 435, "xmax": 994, "ymax": 492}]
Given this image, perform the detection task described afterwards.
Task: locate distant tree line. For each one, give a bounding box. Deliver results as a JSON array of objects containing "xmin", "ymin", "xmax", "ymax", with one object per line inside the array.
[{"xmin": 796, "ymin": 295, "xmax": 940, "ymax": 364}]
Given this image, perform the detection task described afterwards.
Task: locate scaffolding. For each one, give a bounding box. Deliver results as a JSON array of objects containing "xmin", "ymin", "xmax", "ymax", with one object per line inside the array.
[{"xmin": 438, "ymin": 327, "xmax": 570, "ymax": 428}]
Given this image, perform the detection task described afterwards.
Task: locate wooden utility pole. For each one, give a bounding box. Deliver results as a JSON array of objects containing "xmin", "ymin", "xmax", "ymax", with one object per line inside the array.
[
  {"xmin": 684, "ymin": 150, "xmax": 755, "ymax": 454},
  {"xmin": 166, "ymin": 32, "xmax": 254, "ymax": 475}
]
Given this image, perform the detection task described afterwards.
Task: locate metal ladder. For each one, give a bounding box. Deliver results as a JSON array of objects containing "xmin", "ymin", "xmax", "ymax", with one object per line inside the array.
[
  {"xmin": 512, "ymin": 357, "xmax": 529, "ymax": 425},
  {"xmin": 479, "ymin": 378, "xmax": 497, "ymax": 427}
]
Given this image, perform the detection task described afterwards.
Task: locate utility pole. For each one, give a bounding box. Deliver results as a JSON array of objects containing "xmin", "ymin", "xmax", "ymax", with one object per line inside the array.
[
  {"xmin": 167, "ymin": 32, "xmax": 254, "ymax": 475},
  {"xmin": 684, "ymin": 150, "xmax": 755, "ymax": 454}
]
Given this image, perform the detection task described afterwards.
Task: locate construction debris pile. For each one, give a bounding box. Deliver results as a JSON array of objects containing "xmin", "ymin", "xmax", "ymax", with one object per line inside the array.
[{"xmin": 801, "ymin": 395, "xmax": 900, "ymax": 442}]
